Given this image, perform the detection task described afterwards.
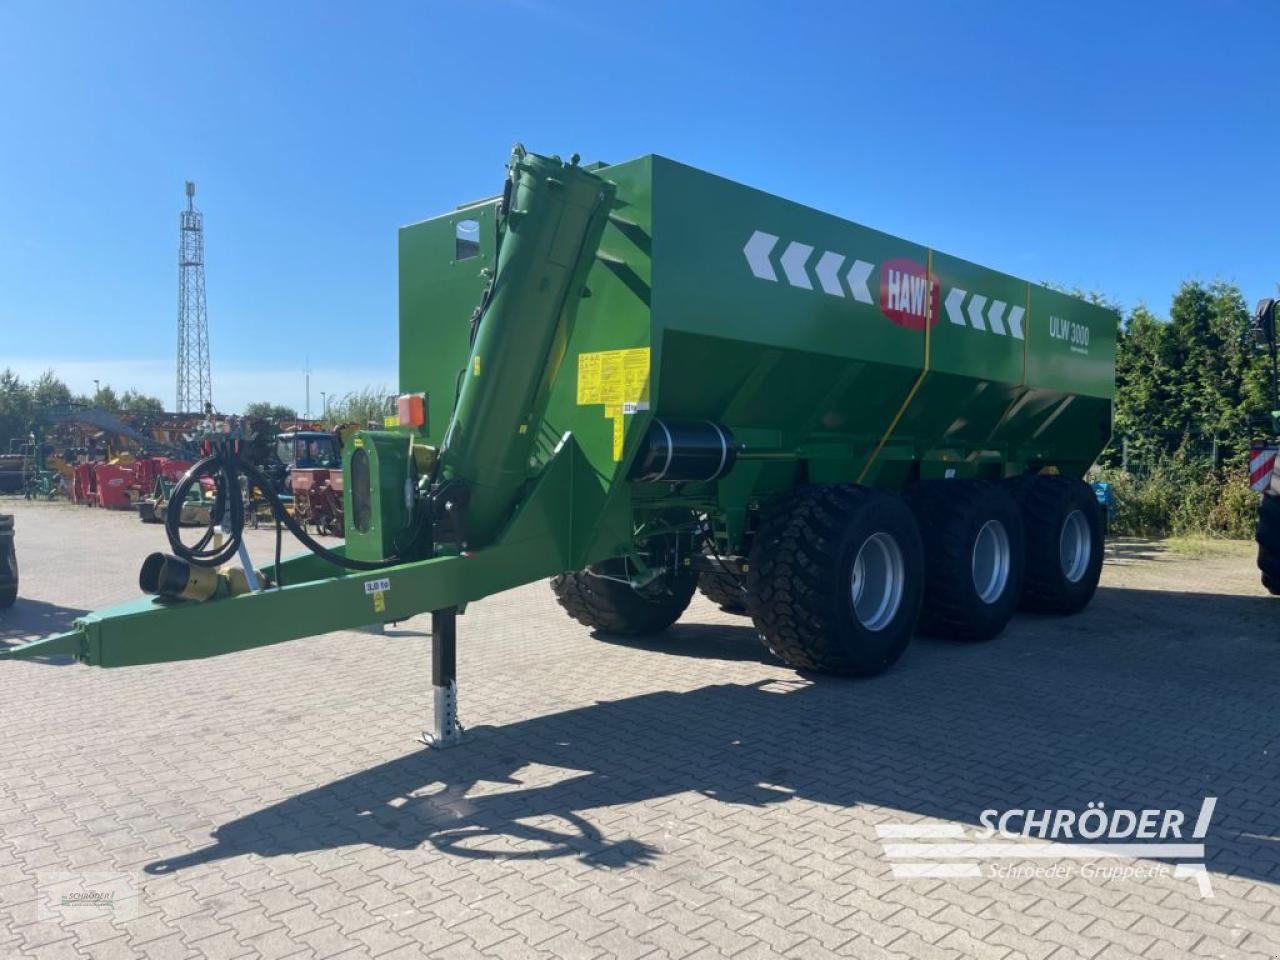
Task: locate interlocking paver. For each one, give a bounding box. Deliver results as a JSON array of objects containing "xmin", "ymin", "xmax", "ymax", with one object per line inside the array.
[{"xmin": 1, "ymin": 502, "xmax": 1278, "ymax": 960}]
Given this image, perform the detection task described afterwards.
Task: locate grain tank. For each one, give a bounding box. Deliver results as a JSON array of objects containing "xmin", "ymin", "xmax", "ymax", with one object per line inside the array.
[{"xmin": 4, "ymin": 146, "xmax": 1117, "ymax": 743}]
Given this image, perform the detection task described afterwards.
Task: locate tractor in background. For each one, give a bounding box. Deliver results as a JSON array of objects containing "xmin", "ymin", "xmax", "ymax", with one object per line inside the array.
[{"xmin": 276, "ymin": 430, "xmax": 345, "ymax": 536}]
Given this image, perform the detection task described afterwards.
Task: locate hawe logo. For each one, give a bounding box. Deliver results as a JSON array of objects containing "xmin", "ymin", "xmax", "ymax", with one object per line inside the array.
[{"xmin": 879, "ymin": 258, "xmax": 939, "ymax": 330}]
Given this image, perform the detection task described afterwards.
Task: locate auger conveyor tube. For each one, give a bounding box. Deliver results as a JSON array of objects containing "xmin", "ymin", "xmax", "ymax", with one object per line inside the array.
[
  {"xmin": 439, "ymin": 147, "xmax": 616, "ymax": 547},
  {"xmin": 1, "ymin": 148, "xmax": 618, "ymax": 668}
]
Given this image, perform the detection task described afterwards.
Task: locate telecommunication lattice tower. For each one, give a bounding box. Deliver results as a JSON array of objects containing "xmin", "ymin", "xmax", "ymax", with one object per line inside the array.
[{"xmin": 176, "ymin": 180, "xmax": 211, "ymax": 413}]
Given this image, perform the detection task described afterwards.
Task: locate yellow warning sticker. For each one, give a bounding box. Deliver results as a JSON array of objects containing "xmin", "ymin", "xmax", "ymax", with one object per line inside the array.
[
  {"xmin": 372, "ymin": 591, "xmax": 386, "ymax": 613},
  {"xmin": 576, "ymin": 348, "xmax": 650, "ymax": 405},
  {"xmin": 604, "ymin": 404, "xmax": 623, "ymax": 461},
  {"xmin": 577, "ymin": 348, "xmax": 649, "ymax": 462}
]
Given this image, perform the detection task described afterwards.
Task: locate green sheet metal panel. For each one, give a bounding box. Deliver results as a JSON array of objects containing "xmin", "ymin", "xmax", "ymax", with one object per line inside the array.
[
  {"xmin": 1026, "ymin": 284, "xmax": 1117, "ymax": 398},
  {"xmin": 531, "ymin": 156, "xmax": 655, "ymax": 565},
  {"xmin": 398, "ymin": 199, "xmax": 497, "ymax": 447},
  {"xmin": 399, "ymin": 152, "xmax": 1116, "ymax": 490},
  {"xmin": 929, "ymin": 251, "xmax": 1028, "ymax": 386},
  {"xmin": 651, "ymin": 156, "xmax": 926, "ymax": 474}
]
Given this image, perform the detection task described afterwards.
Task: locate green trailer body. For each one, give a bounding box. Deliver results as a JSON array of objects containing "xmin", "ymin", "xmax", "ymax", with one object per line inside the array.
[
  {"xmin": 403, "ymin": 154, "xmax": 1114, "ymax": 562},
  {"xmin": 5, "ymin": 147, "xmax": 1117, "ymax": 727}
]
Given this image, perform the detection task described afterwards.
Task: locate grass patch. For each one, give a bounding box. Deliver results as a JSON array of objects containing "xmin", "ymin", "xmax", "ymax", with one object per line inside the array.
[{"xmin": 1163, "ymin": 536, "xmax": 1256, "ymax": 558}]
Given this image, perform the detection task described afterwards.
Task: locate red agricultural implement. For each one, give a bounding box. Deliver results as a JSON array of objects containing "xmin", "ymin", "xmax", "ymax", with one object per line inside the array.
[{"xmin": 290, "ymin": 468, "xmax": 344, "ymax": 536}]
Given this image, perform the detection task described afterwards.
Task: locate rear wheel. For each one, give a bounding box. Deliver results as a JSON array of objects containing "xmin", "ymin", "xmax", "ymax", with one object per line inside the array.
[
  {"xmin": 698, "ymin": 570, "xmax": 748, "ymax": 615},
  {"xmin": 908, "ymin": 480, "xmax": 1024, "ymax": 641},
  {"xmin": 1256, "ymin": 494, "xmax": 1280, "ymax": 594},
  {"xmin": 746, "ymin": 484, "xmax": 924, "ymax": 676},
  {"xmin": 0, "ymin": 536, "xmax": 15, "ymax": 609},
  {"xmin": 551, "ymin": 560, "xmax": 696, "ymax": 636},
  {"xmin": 1006, "ymin": 475, "xmax": 1103, "ymax": 614}
]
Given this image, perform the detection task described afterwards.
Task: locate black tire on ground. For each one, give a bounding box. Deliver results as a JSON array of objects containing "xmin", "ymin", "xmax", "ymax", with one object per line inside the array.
[
  {"xmin": 551, "ymin": 560, "xmax": 696, "ymax": 636},
  {"xmin": 697, "ymin": 570, "xmax": 748, "ymax": 615},
  {"xmin": 1257, "ymin": 494, "xmax": 1280, "ymax": 593},
  {"xmin": 1257, "ymin": 542, "xmax": 1280, "ymax": 579},
  {"xmin": 1258, "ymin": 492, "xmax": 1280, "ymax": 545},
  {"xmin": 138, "ymin": 501, "xmax": 159, "ymax": 523},
  {"xmin": 746, "ymin": 484, "xmax": 924, "ymax": 676},
  {"xmin": 1005, "ymin": 474, "xmax": 1104, "ymax": 614},
  {"xmin": 0, "ymin": 539, "xmax": 15, "ymax": 609},
  {"xmin": 907, "ymin": 480, "xmax": 1025, "ymax": 642}
]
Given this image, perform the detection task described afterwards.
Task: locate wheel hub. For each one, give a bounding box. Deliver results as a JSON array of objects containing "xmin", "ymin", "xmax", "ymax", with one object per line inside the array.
[
  {"xmin": 971, "ymin": 519, "xmax": 1011, "ymax": 604},
  {"xmin": 1059, "ymin": 509, "xmax": 1091, "ymax": 583},
  {"xmin": 850, "ymin": 532, "xmax": 905, "ymax": 631}
]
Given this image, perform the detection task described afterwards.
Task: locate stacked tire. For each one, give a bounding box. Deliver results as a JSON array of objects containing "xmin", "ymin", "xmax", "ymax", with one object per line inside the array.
[{"xmin": 1257, "ymin": 493, "xmax": 1280, "ymax": 595}]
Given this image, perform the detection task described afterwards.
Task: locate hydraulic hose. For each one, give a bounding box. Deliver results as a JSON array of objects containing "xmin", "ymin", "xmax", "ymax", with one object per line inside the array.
[{"xmin": 165, "ymin": 445, "xmax": 401, "ymax": 573}]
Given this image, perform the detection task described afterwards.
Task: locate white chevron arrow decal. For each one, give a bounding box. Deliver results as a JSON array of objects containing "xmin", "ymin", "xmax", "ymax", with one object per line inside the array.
[
  {"xmin": 780, "ymin": 242, "xmax": 814, "ymax": 289},
  {"xmin": 966, "ymin": 294, "xmax": 988, "ymax": 332},
  {"xmin": 743, "ymin": 231, "xmax": 780, "ymax": 281},
  {"xmin": 986, "ymin": 299, "xmax": 1008, "ymax": 336},
  {"xmin": 1006, "ymin": 304, "xmax": 1025, "ymax": 340},
  {"xmin": 741, "ymin": 232, "xmax": 1031, "ymax": 344},
  {"xmin": 814, "ymin": 251, "xmax": 845, "ymax": 297},
  {"xmin": 845, "ymin": 259, "xmax": 874, "ymax": 303}
]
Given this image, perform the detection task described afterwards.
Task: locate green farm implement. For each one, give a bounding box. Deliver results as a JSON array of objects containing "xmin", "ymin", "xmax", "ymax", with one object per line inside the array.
[{"xmin": 3, "ymin": 146, "xmax": 1118, "ymax": 745}]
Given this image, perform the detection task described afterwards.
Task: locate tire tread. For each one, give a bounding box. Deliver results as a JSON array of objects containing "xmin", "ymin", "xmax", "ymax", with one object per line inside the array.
[{"xmin": 551, "ymin": 565, "xmax": 695, "ymax": 636}]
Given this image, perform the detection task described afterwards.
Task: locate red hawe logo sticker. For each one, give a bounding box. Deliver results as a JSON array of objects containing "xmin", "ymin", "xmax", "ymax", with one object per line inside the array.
[{"xmin": 879, "ymin": 258, "xmax": 939, "ymax": 329}]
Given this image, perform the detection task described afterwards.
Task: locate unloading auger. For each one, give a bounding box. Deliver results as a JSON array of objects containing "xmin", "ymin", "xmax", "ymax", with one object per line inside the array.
[{"xmin": 3, "ymin": 144, "xmax": 1118, "ymax": 747}]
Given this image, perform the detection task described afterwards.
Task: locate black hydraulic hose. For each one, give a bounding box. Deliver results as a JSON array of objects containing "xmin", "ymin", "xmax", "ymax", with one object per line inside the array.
[{"xmin": 165, "ymin": 448, "xmax": 401, "ymax": 572}]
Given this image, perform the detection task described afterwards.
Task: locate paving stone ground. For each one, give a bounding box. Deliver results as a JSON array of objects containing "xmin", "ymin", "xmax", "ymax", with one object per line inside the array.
[{"xmin": 0, "ymin": 498, "xmax": 1277, "ymax": 960}]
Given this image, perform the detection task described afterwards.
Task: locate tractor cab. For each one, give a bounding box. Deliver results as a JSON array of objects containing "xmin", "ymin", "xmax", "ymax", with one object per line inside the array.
[{"xmin": 276, "ymin": 431, "xmax": 339, "ymax": 469}]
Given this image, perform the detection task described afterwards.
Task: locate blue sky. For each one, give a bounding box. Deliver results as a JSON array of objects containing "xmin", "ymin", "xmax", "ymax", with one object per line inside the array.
[{"xmin": 2, "ymin": 1, "xmax": 1278, "ymax": 413}]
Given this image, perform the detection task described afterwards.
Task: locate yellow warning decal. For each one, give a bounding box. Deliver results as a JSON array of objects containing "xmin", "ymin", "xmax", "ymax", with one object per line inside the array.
[
  {"xmin": 372, "ymin": 591, "xmax": 386, "ymax": 613},
  {"xmin": 604, "ymin": 404, "xmax": 623, "ymax": 461},
  {"xmin": 577, "ymin": 348, "xmax": 650, "ymax": 462},
  {"xmin": 576, "ymin": 348, "xmax": 650, "ymax": 405}
]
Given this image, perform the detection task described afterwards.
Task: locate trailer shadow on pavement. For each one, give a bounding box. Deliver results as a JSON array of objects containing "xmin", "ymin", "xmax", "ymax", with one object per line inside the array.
[
  {"xmin": 0, "ymin": 598, "xmax": 88, "ymax": 664},
  {"xmin": 146, "ymin": 582, "xmax": 1280, "ymax": 887}
]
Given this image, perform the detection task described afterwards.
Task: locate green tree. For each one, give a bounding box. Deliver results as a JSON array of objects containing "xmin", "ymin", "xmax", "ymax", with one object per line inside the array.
[
  {"xmin": 1108, "ymin": 280, "xmax": 1272, "ymax": 472},
  {"xmin": 30, "ymin": 370, "xmax": 72, "ymax": 408},
  {"xmin": 326, "ymin": 387, "xmax": 391, "ymax": 428},
  {"xmin": 1111, "ymin": 303, "xmax": 1176, "ymax": 467},
  {"xmin": 118, "ymin": 389, "xmax": 165, "ymax": 414},
  {"xmin": 244, "ymin": 401, "xmax": 299, "ymax": 421},
  {"xmin": 0, "ymin": 369, "xmax": 33, "ymax": 451},
  {"xmin": 91, "ymin": 384, "xmax": 121, "ymax": 411},
  {"xmin": 1168, "ymin": 280, "xmax": 1265, "ymax": 462}
]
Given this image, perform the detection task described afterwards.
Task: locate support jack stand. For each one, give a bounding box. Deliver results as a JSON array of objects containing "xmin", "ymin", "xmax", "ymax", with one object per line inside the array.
[{"xmin": 421, "ymin": 607, "xmax": 464, "ymax": 748}]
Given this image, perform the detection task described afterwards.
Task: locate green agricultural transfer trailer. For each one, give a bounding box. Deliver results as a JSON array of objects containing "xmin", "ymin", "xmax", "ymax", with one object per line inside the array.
[{"xmin": 3, "ymin": 146, "xmax": 1117, "ymax": 746}]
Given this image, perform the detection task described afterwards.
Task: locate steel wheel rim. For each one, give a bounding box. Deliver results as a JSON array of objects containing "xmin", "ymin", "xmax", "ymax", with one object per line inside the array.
[
  {"xmin": 971, "ymin": 519, "xmax": 1011, "ymax": 604},
  {"xmin": 1059, "ymin": 509, "xmax": 1091, "ymax": 583},
  {"xmin": 850, "ymin": 532, "xmax": 905, "ymax": 632}
]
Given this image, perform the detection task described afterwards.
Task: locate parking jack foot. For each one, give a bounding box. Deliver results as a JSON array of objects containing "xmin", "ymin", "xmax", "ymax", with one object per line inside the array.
[{"xmin": 422, "ymin": 607, "xmax": 464, "ymax": 748}]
